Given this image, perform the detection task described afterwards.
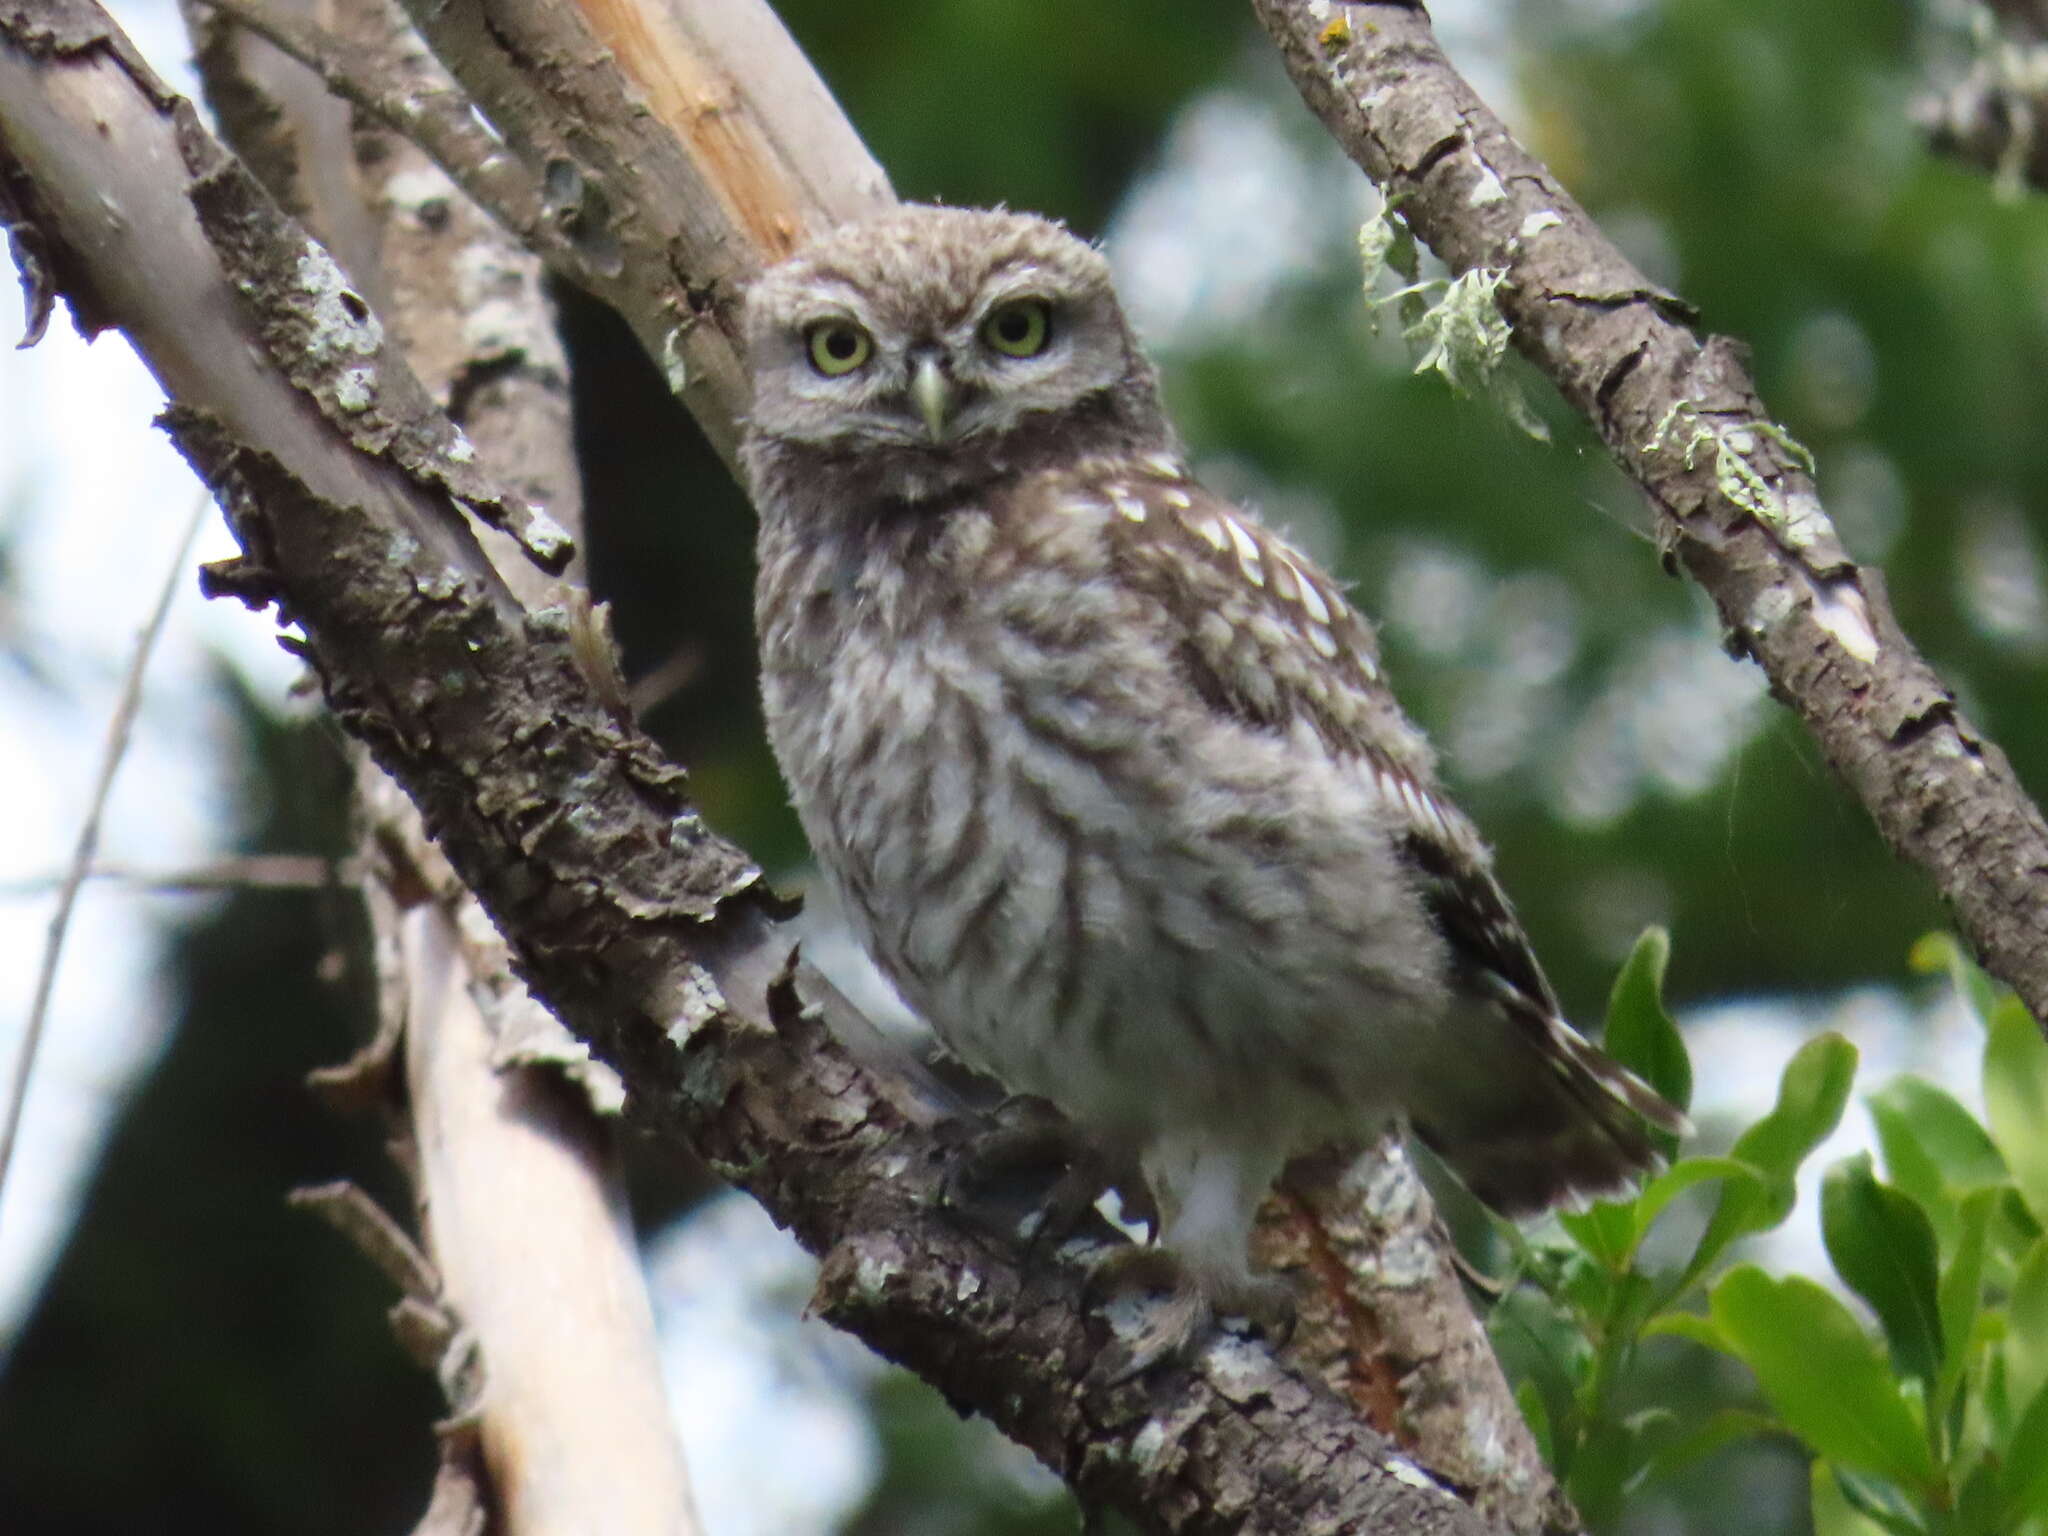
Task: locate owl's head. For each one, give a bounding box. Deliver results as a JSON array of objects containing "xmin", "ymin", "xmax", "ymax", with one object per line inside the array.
[{"xmin": 740, "ymin": 205, "xmax": 1163, "ymax": 504}]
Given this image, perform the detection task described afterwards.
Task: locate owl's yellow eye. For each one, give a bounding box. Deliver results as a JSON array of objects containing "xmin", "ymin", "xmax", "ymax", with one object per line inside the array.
[
  {"xmin": 806, "ymin": 320, "xmax": 873, "ymax": 376},
  {"xmin": 980, "ymin": 299, "xmax": 1052, "ymax": 358}
]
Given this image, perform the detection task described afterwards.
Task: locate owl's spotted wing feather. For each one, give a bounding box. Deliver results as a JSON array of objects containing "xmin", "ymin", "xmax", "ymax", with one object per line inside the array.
[
  {"xmin": 1091, "ymin": 467, "xmax": 1544, "ymax": 1004},
  {"xmin": 1090, "ymin": 465, "xmax": 1684, "ymax": 1207}
]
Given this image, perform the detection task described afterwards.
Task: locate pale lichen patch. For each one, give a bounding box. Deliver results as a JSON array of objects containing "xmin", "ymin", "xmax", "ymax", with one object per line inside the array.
[
  {"xmin": 334, "ymin": 367, "xmax": 375, "ymax": 413},
  {"xmin": 1130, "ymin": 1419, "xmax": 1173, "ymax": 1476},
  {"xmin": 851, "ymin": 1246, "xmax": 902, "ymax": 1302},
  {"xmin": 294, "ymin": 242, "xmax": 383, "ymax": 361},
  {"xmin": 661, "ymin": 325, "xmax": 691, "ymax": 395},
  {"xmin": 1813, "ymin": 581, "xmax": 1880, "ymax": 664},
  {"xmin": 657, "ymin": 958, "xmax": 730, "ymax": 1043},
  {"xmin": 1386, "ymin": 1455, "xmax": 1457, "ymax": 1498},
  {"xmin": 522, "ymin": 508, "xmax": 575, "ymax": 568}
]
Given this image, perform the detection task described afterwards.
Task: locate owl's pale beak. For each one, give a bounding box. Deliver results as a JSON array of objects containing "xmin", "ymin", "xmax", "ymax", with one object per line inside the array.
[{"xmin": 909, "ymin": 353, "xmax": 952, "ymax": 443}]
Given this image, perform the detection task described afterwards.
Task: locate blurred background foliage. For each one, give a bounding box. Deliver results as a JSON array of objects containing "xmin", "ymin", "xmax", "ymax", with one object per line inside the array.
[{"xmin": 4, "ymin": 0, "xmax": 2047, "ymax": 1532}]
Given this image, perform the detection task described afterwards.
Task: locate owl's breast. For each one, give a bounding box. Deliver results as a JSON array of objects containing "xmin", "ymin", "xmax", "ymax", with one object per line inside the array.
[{"xmin": 756, "ymin": 488, "xmax": 1449, "ymax": 1142}]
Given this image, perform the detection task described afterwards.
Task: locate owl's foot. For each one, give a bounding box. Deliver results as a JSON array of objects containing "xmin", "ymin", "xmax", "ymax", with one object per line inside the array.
[
  {"xmin": 1081, "ymin": 1246, "xmax": 1296, "ymax": 1385},
  {"xmin": 940, "ymin": 1095, "xmax": 1157, "ymax": 1248}
]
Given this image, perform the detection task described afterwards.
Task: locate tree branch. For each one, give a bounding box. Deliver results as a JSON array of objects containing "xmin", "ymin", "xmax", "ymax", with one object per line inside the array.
[
  {"xmin": 0, "ymin": 2, "xmax": 1522, "ymax": 1529},
  {"xmin": 176, "ymin": 0, "xmax": 707, "ymax": 1521},
  {"xmin": 1254, "ymin": 0, "xmax": 2048, "ymax": 1027},
  {"xmin": 389, "ymin": 0, "xmax": 895, "ymax": 466},
  {"xmin": 179, "ymin": 0, "xmax": 565, "ymax": 274}
]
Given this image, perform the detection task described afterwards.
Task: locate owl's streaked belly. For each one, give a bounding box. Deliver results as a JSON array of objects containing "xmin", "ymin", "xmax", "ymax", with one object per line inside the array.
[{"xmin": 760, "ymin": 582, "xmax": 1450, "ymax": 1146}]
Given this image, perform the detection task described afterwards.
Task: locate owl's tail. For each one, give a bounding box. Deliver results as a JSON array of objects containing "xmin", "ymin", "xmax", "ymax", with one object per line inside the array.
[{"xmin": 1406, "ymin": 993, "xmax": 1690, "ymax": 1217}]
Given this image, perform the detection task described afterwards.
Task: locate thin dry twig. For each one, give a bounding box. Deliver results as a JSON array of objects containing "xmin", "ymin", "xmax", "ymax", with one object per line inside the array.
[
  {"xmin": 0, "ymin": 854, "xmax": 354, "ymax": 897},
  {"xmin": 0, "ymin": 490, "xmax": 210, "ymax": 1218}
]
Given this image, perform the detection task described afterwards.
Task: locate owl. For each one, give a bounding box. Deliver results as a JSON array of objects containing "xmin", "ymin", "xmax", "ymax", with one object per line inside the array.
[{"xmin": 741, "ymin": 204, "xmax": 1683, "ymax": 1370}]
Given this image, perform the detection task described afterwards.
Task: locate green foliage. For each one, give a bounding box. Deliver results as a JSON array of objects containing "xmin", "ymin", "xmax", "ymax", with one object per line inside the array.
[{"xmin": 1497, "ymin": 931, "xmax": 2048, "ymax": 1535}]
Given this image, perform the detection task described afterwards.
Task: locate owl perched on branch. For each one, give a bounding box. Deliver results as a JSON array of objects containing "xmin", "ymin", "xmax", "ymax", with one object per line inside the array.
[{"xmin": 741, "ymin": 204, "xmax": 1683, "ymax": 1372}]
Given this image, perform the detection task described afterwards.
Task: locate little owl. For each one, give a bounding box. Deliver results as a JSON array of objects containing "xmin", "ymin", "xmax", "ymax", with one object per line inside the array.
[{"xmin": 742, "ymin": 204, "xmax": 1683, "ymax": 1370}]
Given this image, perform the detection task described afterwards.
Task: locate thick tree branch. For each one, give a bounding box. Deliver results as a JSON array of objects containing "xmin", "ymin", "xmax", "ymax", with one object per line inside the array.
[
  {"xmin": 179, "ymin": 2, "xmax": 705, "ymax": 1523},
  {"xmin": 180, "ymin": 0, "xmax": 565, "ymax": 272},
  {"xmin": 0, "ymin": 3, "xmax": 1521, "ymax": 1529},
  {"xmin": 390, "ymin": 0, "xmax": 895, "ymax": 466},
  {"xmin": 1255, "ymin": 0, "xmax": 2048, "ymax": 1027}
]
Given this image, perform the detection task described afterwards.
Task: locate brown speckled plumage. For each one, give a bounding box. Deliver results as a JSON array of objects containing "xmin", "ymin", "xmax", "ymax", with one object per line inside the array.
[{"xmin": 741, "ymin": 204, "xmax": 1681, "ymax": 1302}]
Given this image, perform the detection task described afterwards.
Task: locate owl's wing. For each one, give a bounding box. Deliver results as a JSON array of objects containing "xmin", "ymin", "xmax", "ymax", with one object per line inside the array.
[
  {"xmin": 1101, "ymin": 470, "xmax": 1557, "ymax": 1013},
  {"xmin": 1098, "ymin": 467, "xmax": 1684, "ymax": 1204}
]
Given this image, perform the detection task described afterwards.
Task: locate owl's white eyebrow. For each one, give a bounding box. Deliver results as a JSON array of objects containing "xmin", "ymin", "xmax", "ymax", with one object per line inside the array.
[
  {"xmin": 791, "ymin": 281, "xmax": 871, "ymax": 321},
  {"xmin": 972, "ymin": 267, "xmax": 1057, "ymax": 310}
]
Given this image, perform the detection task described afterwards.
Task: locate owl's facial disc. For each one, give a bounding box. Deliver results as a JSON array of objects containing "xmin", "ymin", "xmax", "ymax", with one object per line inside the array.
[{"xmin": 740, "ymin": 205, "xmax": 1163, "ymax": 496}]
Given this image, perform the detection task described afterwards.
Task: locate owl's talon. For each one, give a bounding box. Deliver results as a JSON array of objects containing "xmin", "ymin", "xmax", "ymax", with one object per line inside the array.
[
  {"xmin": 1081, "ymin": 1247, "xmax": 1296, "ymax": 1385},
  {"xmin": 941, "ymin": 1095, "xmax": 1156, "ymax": 1248}
]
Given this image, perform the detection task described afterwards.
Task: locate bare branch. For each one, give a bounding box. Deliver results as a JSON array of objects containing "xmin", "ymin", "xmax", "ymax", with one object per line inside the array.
[
  {"xmin": 0, "ymin": 854, "xmax": 354, "ymax": 896},
  {"xmin": 388, "ymin": 0, "xmax": 895, "ymax": 464},
  {"xmin": 1254, "ymin": 0, "xmax": 2048, "ymax": 1026},
  {"xmin": 181, "ymin": 0, "xmax": 571, "ymax": 273},
  {"xmin": 0, "ymin": 491, "xmax": 206, "ymax": 1214},
  {"xmin": 182, "ymin": 1, "xmax": 700, "ymax": 1523}
]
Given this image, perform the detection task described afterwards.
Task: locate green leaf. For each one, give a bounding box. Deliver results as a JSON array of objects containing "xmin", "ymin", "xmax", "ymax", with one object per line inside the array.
[
  {"xmin": 1941, "ymin": 1458, "xmax": 2007, "ymax": 1536},
  {"xmin": 1939, "ymin": 1188, "xmax": 1998, "ymax": 1415},
  {"xmin": 1869, "ymin": 1076, "xmax": 2007, "ymax": 1249},
  {"xmin": 1954, "ymin": 1456, "xmax": 2007, "ymax": 1536},
  {"xmin": 1676, "ymin": 1034, "xmax": 1859, "ymax": 1295},
  {"xmin": 1642, "ymin": 1310, "xmax": 1728, "ymax": 1352},
  {"xmin": 1626, "ymin": 1156, "xmax": 1766, "ymax": 1262},
  {"xmin": 1559, "ymin": 1199, "xmax": 1638, "ymax": 1273},
  {"xmin": 1821, "ymin": 1154, "xmax": 1943, "ymax": 1385},
  {"xmin": 1603, "ymin": 926, "xmax": 1692, "ymax": 1122},
  {"xmin": 1812, "ymin": 1461, "xmax": 1905, "ymax": 1536},
  {"xmin": 1832, "ymin": 1467, "xmax": 1933, "ymax": 1536},
  {"xmin": 1711, "ymin": 1266, "xmax": 1937, "ymax": 1490},
  {"xmin": 1633, "ymin": 1408, "xmax": 1782, "ymax": 1488},
  {"xmin": 2006, "ymin": 1238, "xmax": 2048, "ymax": 1419},
  {"xmin": 1984, "ymin": 997, "xmax": 2048, "ymax": 1226},
  {"xmin": 2004, "ymin": 1380, "xmax": 2048, "ymax": 1521},
  {"xmin": 1999, "ymin": 1187, "xmax": 2045, "ymax": 1260},
  {"xmin": 1565, "ymin": 1416, "xmax": 1635, "ymax": 1529},
  {"xmin": 1513, "ymin": 1376, "xmax": 1553, "ymax": 1467},
  {"xmin": 1872, "ymin": 1078, "xmax": 2007, "ymax": 1191}
]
